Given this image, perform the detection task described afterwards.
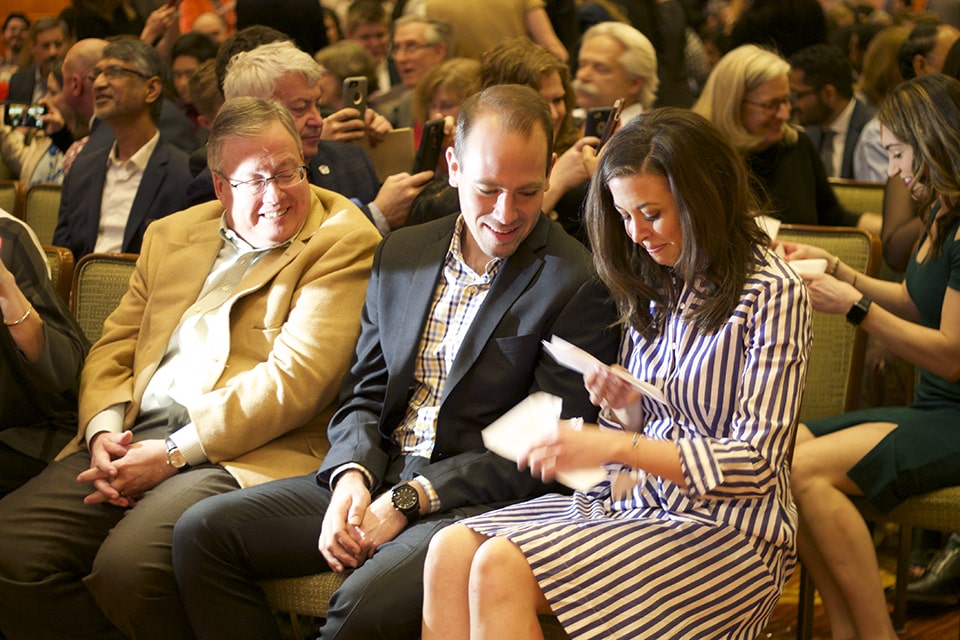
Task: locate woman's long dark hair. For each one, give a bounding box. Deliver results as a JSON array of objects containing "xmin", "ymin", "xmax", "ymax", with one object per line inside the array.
[
  {"xmin": 585, "ymin": 108, "xmax": 768, "ymax": 339},
  {"xmin": 879, "ymin": 73, "xmax": 960, "ymax": 260}
]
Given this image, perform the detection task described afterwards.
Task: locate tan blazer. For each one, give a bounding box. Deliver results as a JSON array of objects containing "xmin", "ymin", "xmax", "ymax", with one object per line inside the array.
[{"xmin": 59, "ymin": 185, "xmax": 382, "ymax": 487}]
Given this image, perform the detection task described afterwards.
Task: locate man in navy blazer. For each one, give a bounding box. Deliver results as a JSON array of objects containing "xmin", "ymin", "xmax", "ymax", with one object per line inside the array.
[
  {"xmin": 53, "ymin": 39, "xmax": 190, "ymax": 261},
  {"xmin": 789, "ymin": 44, "xmax": 874, "ymax": 180},
  {"xmin": 172, "ymin": 85, "xmax": 620, "ymax": 639}
]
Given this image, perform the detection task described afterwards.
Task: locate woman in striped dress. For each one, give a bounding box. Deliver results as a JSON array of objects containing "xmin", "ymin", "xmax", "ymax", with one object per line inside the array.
[{"xmin": 421, "ymin": 108, "xmax": 812, "ymax": 640}]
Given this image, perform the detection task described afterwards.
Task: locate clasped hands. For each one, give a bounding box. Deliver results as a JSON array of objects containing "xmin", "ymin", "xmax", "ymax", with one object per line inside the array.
[
  {"xmin": 318, "ymin": 471, "xmax": 410, "ymax": 573},
  {"xmin": 78, "ymin": 431, "xmax": 176, "ymax": 508}
]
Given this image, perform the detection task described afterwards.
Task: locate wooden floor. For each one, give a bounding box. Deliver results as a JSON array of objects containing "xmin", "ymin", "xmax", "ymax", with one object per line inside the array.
[{"xmin": 760, "ymin": 544, "xmax": 960, "ymax": 639}]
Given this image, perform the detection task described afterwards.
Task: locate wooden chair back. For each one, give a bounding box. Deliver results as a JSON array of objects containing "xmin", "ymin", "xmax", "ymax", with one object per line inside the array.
[
  {"xmin": 23, "ymin": 183, "xmax": 62, "ymax": 245},
  {"xmin": 70, "ymin": 252, "xmax": 138, "ymax": 344}
]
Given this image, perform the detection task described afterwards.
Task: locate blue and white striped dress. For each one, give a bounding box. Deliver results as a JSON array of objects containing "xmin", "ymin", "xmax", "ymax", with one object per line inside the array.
[{"xmin": 464, "ymin": 248, "xmax": 812, "ymax": 639}]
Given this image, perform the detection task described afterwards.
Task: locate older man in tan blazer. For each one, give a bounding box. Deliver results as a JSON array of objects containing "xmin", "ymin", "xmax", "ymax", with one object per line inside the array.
[{"xmin": 0, "ymin": 97, "xmax": 382, "ymax": 640}]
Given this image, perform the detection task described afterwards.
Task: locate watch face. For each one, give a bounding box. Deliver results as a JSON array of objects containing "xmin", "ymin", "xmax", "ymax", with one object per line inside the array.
[
  {"xmin": 392, "ymin": 484, "xmax": 418, "ymax": 511},
  {"xmin": 169, "ymin": 449, "xmax": 187, "ymax": 468},
  {"xmin": 846, "ymin": 296, "xmax": 871, "ymax": 326}
]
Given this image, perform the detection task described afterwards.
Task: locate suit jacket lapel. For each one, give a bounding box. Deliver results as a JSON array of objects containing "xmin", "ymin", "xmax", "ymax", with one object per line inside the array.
[
  {"xmin": 123, "ymin": 144, "xmax": 168, "ymax": 251},
  {"xmin": 390, "ymin": 223, "xmax": 453, "ymax": 376},
  {"xmin": 82, "ymin": 146, "xmax": 111, "ymax": 254},
  {"xmin": 842, "ymin": 100, "xmax": 870, "ymax": 179},
  {"xmin": 442, "ymin": 215, "xmax": 549, "ymax": 400},
  {"xmin": 133, "ymin": 215, "xmax": 223, "ymax": 392}
]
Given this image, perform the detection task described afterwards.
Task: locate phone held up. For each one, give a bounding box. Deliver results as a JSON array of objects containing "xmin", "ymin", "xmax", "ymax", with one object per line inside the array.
[
  {"xmin": 342, "ymin": 76, "xmax": 368, "ymax": 116},
  {"xmin": 3, "ymin": 103, "xmax": 47, "ymax": 129},
  {"xmin": 413, "ymin": 118, "xmax": 444, "ymax": 174},
  {"xmin": 583, "ymin": 98, "xmax": 624, "ymax": 150}
]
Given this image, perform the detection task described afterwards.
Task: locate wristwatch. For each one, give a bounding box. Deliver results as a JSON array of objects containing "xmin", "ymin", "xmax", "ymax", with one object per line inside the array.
[
  {"xmin": 846, "ymin": 295, "xmax": 872, "ymax": 326},
  {"xmin": 391, "ymin": 483, "xmax": 421, "ymax": 523},
  {"xmin": 165, "ymin": 437, "xmax": 187, "ymax": 470}
]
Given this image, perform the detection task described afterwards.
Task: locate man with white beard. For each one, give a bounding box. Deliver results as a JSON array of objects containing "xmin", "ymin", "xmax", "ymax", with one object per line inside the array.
[{"xmin": 572, "ymin": 21, "xmax": 659, "ymax": 126}]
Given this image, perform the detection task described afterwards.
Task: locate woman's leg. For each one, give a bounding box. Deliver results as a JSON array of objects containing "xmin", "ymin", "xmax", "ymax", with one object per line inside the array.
[
  {"xmin": 421, "ymin": 524, "xmax": 488, "ymax": 640},
  {"xmin": 470, "ymin": 536, "xmax": 551, "ymax": 640},
  {"xmin": 792, "ymin": 421, "xmax": 899, "ymax": 640}
]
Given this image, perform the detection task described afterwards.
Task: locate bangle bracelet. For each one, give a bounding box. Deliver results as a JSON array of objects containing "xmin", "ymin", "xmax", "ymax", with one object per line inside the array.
[
  {"xmin": 852, "ymin": 273, "xmax": 858, "ymax": 288},
  {"xmin": 830, "ymin": 255, "xmax": 840, "ymax": 276},
  {"xmin": 4, "ymin": 305, "xmax": 32, "ymax": 327}
]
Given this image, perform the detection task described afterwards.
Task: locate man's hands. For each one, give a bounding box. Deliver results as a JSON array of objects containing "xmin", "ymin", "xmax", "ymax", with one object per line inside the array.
[
  {"xmin": 321, "ymin": 108, "xmax": 392, "ymax": 145},
  {"xmin": 372, "ymin": 170, "xmax": 434, "ymax": 228},
  {"xmin": 319, "ymin": 471, "xmax": 372, "ymax": 572},
  {"xmin": 78, "ymin": 432, "xmax": 177, "ymax": 508},
  {"xmin": 318, "ymin": 472, "xmax": 419, "ymax": 572}
]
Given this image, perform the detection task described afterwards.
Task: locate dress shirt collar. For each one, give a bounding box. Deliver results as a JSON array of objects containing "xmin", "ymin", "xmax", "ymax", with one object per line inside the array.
[
  {"xmin": 107, "ymin": 130, "xmax": 160, "ymax": 171},
  {"xmin": 826, "ymin": 98, "xmax": 856, "ymax": 140}
]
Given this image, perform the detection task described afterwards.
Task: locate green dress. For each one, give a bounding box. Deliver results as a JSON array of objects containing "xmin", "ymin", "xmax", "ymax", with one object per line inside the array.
[{"xmin": 807, "ymin": 208, "xmax": 960, "ymax": 512}]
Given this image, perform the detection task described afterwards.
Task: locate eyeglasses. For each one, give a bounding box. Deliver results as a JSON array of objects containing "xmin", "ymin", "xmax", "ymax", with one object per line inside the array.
[
  {"xmin": 218, "ymin": 165, "xmax": 308, "ymax": 196},
  {"xmin": 389, "ymin": 41, "xmax": 435, "ymax": 57},
  {"xmin": 87, "ymin": 64, "xmax": 153, "ymax": 83},
  {"xmin": 742, "ymin": 96, "xmax": 791, "ymax": 114}
]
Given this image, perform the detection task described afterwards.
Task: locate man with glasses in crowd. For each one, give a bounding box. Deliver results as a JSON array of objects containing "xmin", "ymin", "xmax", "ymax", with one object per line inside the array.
[
  {"xmin": 52, "ymin": 38, "xmax": 191, "ymax": 261},
  {"xmin": 171, "ymin": 84, "xmax": 619, "ymax": 640},
  {"xmin": 372, "ymin": 16, "xmax": 449, "ymax": 127},
  {"xmin": 0, "ymin": 95, "xmax": 382, "ymax": 640}
]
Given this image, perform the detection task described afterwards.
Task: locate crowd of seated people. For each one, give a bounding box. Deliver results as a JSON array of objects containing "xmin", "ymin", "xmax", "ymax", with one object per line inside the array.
[{"xmin": 1, "ymin": 0, "xmax": 960, "ymax": 638}]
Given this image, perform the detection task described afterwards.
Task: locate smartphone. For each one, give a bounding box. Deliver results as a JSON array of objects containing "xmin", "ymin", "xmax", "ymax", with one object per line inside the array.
[
  {"xmin": 413, "ymin": 118, "xmax": 444, "ymax": 173},
  {"xmin": 342, "ymin": 76, "xmax": 368, "ymax": 116},
  {"xmin": 584, "ymin": 98, "xmax": 623, "ymax": 149},
  {"xmin": 3, "ymin": 103, "xmax": 47, "ymax": 129}
]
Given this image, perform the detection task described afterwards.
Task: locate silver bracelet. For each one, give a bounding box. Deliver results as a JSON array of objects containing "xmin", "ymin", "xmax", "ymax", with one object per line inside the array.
[{"xmin": 4, "ymin": 305, "xmax": 32, "ymax": 327}]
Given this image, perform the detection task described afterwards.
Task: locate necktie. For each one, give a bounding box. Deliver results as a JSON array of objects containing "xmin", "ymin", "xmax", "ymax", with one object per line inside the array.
[{"xmin": 820, "ymin": 129, "xmax": 836, "ymax": 178}]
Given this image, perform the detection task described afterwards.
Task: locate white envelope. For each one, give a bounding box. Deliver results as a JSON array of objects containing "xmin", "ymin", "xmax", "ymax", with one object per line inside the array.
[
  {"xmin": 789, "ymin": 258, "xmax": 829, "ymax": 275},
  {"xmin": 542, "ymin": 336, "xmax": 667, "ymax": 405},
  {"xmin": 481, "ymin": 392, "xmax": 607, "ymax": 491}
]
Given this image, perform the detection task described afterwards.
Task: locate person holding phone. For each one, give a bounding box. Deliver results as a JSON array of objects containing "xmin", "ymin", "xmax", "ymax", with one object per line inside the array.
[
  {"xmin": 170, "ymin": 84, "xmax": 619, "ymax": 640},
  {"xmin": 315, "ymin": 41, "xmax": 377, "ymax": 113},
  {"xmin": 481, "ymin": 34, "xmax": 658, "ymax": 244},
  {"xmin": 421, "ymin": 108, "xmax": 811, "ymax": 640},
  {"xmin": 195, "ymin": 37, "xmax": 430, "ymax": 233},
  {"xmin": 1, "ymin": 57, "xmax": 81, "ymax": 186}
]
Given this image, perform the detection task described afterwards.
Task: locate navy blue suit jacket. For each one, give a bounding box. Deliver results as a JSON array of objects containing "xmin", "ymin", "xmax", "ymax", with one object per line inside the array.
[
  {"xmin": 805, "ymin": 98, "xmax": 874, "ymax": 180},
  {"xmin": 53, "ymin": 141, "xmax": 191, "ymax": 260},
  {"xmin": 317, "ymin": 213, "xmax": 620, "ymax": 509}
]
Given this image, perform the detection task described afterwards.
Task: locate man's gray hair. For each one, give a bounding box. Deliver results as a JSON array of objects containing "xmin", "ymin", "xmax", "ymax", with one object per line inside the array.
[
  {"xmin": 582, "ymin": 22, "xmax": 660, "ymax": 109},
  {"xmin": 223, "ymin": 40, "xmax": 324, "ymax": 100},
  {"xmin": 392, "ymin": 16, "xmax": 451, "ymax": 47}
]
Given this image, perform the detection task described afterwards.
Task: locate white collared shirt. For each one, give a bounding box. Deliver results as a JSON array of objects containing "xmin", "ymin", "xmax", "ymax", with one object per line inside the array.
[
  {"xmin": 822, "ymin": 98, "xmax": 856, "ymax": 179},
  {"xmin": 85, "ymin": 217, "xmax": 296, "ymax": 465},
  {"xmin": 94, "ymin": 131, "xmax": 160, "ymax": 253}
]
